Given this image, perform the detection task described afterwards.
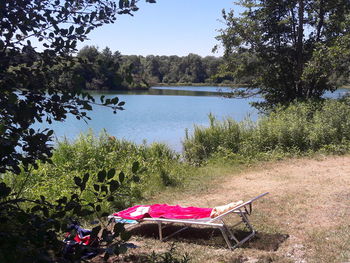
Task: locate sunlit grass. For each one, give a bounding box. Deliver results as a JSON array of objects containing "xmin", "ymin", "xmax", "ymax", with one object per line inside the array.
[{"xmin": 184, "ymin": 99, "xmax": 350, "ymax": 164}]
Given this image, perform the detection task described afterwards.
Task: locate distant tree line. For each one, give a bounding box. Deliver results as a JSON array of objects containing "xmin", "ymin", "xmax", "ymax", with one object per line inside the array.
[
  {"xmin": 73, "ymin": 45, "xmax": 235, "ymax": 90},
  {"xmin": 121, "ymin": 53, "xmax": 229, "ymax": 85},
  {"xmin": 69, "ymin": 44, "xmax": 350, "ymax": 92}
]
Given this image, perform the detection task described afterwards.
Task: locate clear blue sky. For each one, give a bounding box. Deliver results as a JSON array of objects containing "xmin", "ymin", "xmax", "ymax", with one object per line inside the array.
[{"xmin": 78, "ymin": 0, "xmax": 240, "ymax": 57}]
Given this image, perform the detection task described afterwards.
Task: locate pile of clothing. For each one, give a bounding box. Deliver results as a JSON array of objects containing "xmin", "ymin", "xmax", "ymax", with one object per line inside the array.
[{"xmin": 63, "ymin": 222, "xmax": 99, "ymax": 260}]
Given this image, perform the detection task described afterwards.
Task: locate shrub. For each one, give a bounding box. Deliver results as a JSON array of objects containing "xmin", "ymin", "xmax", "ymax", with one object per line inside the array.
[
  {"xmin": 183, "ymin": 99, "xmax": 350, "ymax": 163},
  {"xmin": 3, "ymin": 131, "xmax": 188, "ymax": 211}
]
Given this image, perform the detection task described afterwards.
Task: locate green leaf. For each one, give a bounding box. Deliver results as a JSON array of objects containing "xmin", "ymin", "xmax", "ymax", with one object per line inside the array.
[
  {"xmin": 98, "ymin": 170, "xmax": 106, "ymax": 182},
  {"xmin": 68, "ymin": 25, "xmax": 74, "ymax": 34},
  {"xmin": 83, "ymin": 173, "xmax": 89, "ymax": 184},
  {"xmin": 47, "ymin": 130, "xmax": 54, "ymax": 136},
  {"xmin": 132, "ymin": 161, "xmax": 139, "ymax": 173},
  {"xmin": 0, "ymin": 183, "xmax": 11, "ymax": 198},
  {"xmin": 74, "ymin": 177, "xmax": 82, "ymax": 186},
  {"xmin": 120, "ymin": 231, "xmax": 131, "ymax": 241},
  {"xmin": 80, "ymin": 182, "xmax": 86, "ymax": 192},
  {"xmin": 119, "ymin": 171, "xmax": 125, "ymax": 183},
  {"xmin": 84, "ymin": 103, "xmax": 92, "ymax": 111},
  {"xmin": 75, "ymin": 26, "xmax": 84, "ymax": 34},
  {"xmin": 43, "ymin": 207, "xmax": 49, "ymax": 217},
  {"xmin": 90, "ymin": 11, "xmax": 97, "ymax": 22},
  {"xmin": 109, "ymin": 180, "xmax": 119, "ymax": 192},
  {"xmin": 31, "ymin": 205, "xmax": 41, "ymax": 213},
  {"xmin": 107, "ymin": 168, "xmax": 116, "ymax": 179},
  {"xmin": 133, "ymin": 176, "xmax": 140, "ymax": 183}
]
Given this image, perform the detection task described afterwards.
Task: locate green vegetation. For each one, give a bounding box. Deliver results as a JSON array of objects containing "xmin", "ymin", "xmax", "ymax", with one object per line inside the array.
[
  {"xmin": 184, "ymin": 99, "xmax": 350, "ymax": 164},
  {"xmin": 3, "ymin": 131, "xmax": 188, "ymax": 210},
  {"xmin": 7, "ymin": 98, "xmax": 350, "ymax": 211},
  {"xmin": 72, "ymin": 47, "xmax": 233, "ymax": 90},
  {"xmin": 216, "ymin": 0, "xmax": 350, "ymax": 111},
  {"xmin": 0, "ymin": 0, "xmax": 157, "ymax": 262},
  {"xmin": 71, "ymin": 46, "xmax": 150, "ymax": 91}
]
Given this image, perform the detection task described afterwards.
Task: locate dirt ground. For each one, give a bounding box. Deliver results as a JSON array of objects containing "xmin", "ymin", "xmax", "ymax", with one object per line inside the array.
[{"xmin": 100, "ymin": 155, "xmax": 350, "ymax": 263}]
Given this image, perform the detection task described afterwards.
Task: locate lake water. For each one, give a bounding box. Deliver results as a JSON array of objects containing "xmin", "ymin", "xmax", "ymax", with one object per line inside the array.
[{"xmin": 41, "ymin": 86, "xmax": 348, "ymax": 152}]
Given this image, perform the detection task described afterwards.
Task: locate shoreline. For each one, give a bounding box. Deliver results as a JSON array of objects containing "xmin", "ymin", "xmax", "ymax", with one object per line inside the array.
[{"xmin": 153, "ymin": 82, "xmax": 247, "ymax": 87}]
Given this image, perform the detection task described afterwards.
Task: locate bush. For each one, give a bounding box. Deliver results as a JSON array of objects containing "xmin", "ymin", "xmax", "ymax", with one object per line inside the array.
[
  {"xmin": 183, "ymin": 99, "xmax": 350, "ymax": 163},
  {"xmin": 3, "ymin": 130, "xmax": 188, "ymax": 211}
]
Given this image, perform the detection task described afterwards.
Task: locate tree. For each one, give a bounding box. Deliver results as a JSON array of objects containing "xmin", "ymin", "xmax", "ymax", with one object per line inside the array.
[
  {"xmin": 74, "ymin": 46, "xmax": 125, "ymax": 90},
  {"xmin": 145, "ymin": 55, "xmax": 162, "ymax": 83},
  {"xmin": 0, "ymin": 0, "xmax": 155, "ymax": 175},
  {"xmin": 0, "ymin": 0, "xmax": 155, "ymax": 261},
  {"xmin": 216, "ymin": 0, "xmax": 350, "ymax": 110}
]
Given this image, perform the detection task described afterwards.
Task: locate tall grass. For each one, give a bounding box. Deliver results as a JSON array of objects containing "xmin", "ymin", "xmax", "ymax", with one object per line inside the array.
[
  {"xmin": 4, "ymin": 131, "xmax": 189, "ymax": 210},
  {"xmin": 183, "ymin": 99, "xmax": 350, "ymax": 164}
]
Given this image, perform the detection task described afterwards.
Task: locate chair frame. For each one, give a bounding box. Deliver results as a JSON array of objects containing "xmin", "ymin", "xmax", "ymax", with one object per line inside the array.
[{"xmin": 108, "ymin": 192, "xmax": 269, "ymax": 249}]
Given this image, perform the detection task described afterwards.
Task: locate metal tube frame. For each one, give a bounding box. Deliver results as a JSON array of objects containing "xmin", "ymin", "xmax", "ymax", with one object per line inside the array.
[{"xmin": 109, "ymin": 192, "xmax": 269, "ymax": 250}]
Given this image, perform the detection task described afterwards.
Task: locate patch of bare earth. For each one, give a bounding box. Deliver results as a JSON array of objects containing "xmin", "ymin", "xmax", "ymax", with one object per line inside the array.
[{"xmin": 106, "ymin": 155, "xmax": 350, "ymax": 263}]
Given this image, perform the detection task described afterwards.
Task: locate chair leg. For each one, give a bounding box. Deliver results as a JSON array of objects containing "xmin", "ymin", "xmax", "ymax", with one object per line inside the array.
[
  {"xmin": 219, "ymin": 219, "xmax": 239, "ymax": 245},
  {"xmin": 219, "ymin": 226, "xmax": 234, "ymax": 249},
  {"xmin": 157, "ymin": 221, "xmax": 163, "ymax": 241},
  {"xmin": 241, "ymin": 213, "xmax": 254, "ymax": 232},
  {"xmin": 220, "ymin": 213, "xmax": 257, "ymax": 249}
]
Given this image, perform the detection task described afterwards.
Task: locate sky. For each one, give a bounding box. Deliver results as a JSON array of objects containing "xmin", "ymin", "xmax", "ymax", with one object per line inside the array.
[{"xmin": 77, "ymin": 0, "xmax": 241, "ymax": 57}]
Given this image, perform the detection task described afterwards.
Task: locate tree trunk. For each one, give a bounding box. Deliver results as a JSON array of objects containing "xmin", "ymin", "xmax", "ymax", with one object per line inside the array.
[{"xmin": 295, "ymin": 0, "xmax": 304, "ymax": 98}]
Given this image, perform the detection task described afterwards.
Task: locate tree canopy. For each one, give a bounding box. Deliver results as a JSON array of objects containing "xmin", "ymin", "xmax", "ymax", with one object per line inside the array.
[
  {"xmin": 65, "ymin": 46, "xmax": 228, "ymax": 89},
  {"xmin": 216, "ymin": 0, "xmax": 350, "ymax": 110},
  {"xmin": 0, "ymin": 0, "xmax": 155, "ymax": 261},
  {"xmin": 0, "ymin": 0, "xmax": 154, "ymax": 174}
]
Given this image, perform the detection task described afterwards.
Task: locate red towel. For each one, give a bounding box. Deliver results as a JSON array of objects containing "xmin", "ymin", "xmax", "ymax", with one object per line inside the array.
[{"xmin": 114, "ymin": 204, "xmax": 212, "ymax": 220}]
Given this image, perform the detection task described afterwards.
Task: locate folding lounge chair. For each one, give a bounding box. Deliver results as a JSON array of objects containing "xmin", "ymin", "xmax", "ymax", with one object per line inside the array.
[{"xmin": 109, "ymin": 192, "xmax": 269, "ymax": 249}]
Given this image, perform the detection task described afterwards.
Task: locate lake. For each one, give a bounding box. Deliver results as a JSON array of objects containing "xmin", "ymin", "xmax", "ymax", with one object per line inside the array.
[{"xmin": 41, "ymin": 86, "xmax": 348, "ymax": 152}]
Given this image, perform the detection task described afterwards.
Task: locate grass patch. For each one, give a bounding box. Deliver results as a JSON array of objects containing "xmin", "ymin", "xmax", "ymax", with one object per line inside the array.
[{"xmin": 308, "ymin": 225, "xmax": 350, "ymax": 263}]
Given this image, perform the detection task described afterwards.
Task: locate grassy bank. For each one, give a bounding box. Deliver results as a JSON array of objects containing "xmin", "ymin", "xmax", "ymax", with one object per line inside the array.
[
  {"xmin": 184, "ymin": 98, "xmax": 350, "ymax": 165},
  {"xmin": 3, "ymin": 131, "xmax": 193, "ymax": 212}
]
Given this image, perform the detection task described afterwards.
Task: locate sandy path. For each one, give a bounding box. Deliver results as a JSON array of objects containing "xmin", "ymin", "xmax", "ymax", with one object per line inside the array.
[
  {"xmin": 110, "ymin": 156, "xmax": 350, "ymax": 263},
  {"xmin": 177, "ymin": 156, "xmax": 350, "ymax": 232},
  {"xmin": 167, "ymin": 155, "xmax": 350, "ymax": 262}
]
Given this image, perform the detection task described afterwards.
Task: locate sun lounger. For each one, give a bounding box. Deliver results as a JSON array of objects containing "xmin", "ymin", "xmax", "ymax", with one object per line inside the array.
[{"xmin": 108, "ymin": 192, "xmax": 269, "ymax": 249}]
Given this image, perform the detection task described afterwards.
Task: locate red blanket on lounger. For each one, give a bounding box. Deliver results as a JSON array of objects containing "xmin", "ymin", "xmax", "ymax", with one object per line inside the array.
[{"xmin": 114, "ymin": 204, "xmax": 213, "ymax": 220}]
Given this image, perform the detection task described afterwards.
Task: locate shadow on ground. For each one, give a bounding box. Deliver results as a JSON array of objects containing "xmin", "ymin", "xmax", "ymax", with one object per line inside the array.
[{"xmin": 129, "ymin": 223, "xmax": 288, "ymax": 251}]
